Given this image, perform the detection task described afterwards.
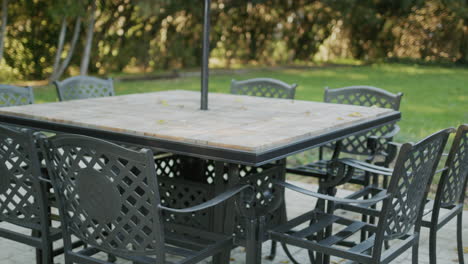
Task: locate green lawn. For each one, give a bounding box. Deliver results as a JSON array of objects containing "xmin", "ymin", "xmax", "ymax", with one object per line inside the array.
[{"xmin": 32, "ymin": 63, "xmax": 468, "ymax": 143}]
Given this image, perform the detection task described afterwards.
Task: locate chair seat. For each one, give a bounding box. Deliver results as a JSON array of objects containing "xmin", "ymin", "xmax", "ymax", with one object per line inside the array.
[
  {"xmin": 269, "ymin": 210, "xmax": 378, "ymax": 263},
  {"xmin": 270, "ymin": 209, "xmax": 418, "ymax": 264},
  {"xmin": 286, "ymin": 160, "xmax": 368, "ymax": 185},
  {"xmin": 421, "ymin": 199, "xmax": 464, "ymax": 230},
  {"xmin": 69, "ymin": 223, "xmax": 233, "ymax": 264}
]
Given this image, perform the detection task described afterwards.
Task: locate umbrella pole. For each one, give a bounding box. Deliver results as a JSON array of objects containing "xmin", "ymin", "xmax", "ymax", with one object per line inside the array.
[{"xmin": 201, "ymin": 0, "xmax": 211, "ymax": 110}]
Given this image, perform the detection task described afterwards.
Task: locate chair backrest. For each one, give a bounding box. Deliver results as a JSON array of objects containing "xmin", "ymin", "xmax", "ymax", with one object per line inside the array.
[
  {"xmin": 437, "ymin": 124, "xmax": 468, "ymax": 208},
  {"xmin": 41, "ymin": 134, "xmax": 166, "ymax": 258},
  {"xmin": 230, "ymin": 78, "xmax": 297, "ymax": 99},
  {"xmin": 0, "ymin": 125, "xmax": 45, "ymax": 229},
  {"xmin": 0, "ymin": 85, "xmax": 34, "ymax": 106},
  {"xmin": 324, "ymin": 86, "xmax": 403, "ymax": 156},
  {"xmin": 377, "ymin": 128, "xmax": 451, "ymax": 242},
  {"xmin": 54, "ymin": 76, "xmax": 114, "ymax": 101}
]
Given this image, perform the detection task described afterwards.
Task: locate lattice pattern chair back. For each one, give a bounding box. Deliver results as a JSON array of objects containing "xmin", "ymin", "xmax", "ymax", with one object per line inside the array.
[
  {"xmin": 54, "ymin": 76, "xmax": 114, "ymax": 101},
  {"xmin": 439, "ymin": 124, "xmax": 468, "ymax": 207},
  {"xmin": 0, "ymin": 125, "xmax": 45, "ymax": 229},
  {"xmin": 379, "ymin": 129, "xmax": 451, "ymax": 240},
  {"xmin": 231, "ymin": 78, "xmax": 297, "ymax": 99},
  {"xmin": 324, "ymin": 86, "xmax": 403, "ymax": 155},
  {"xmin": 41, "ymin": 134, "xmax": 166, "ymax": 258},
  {"xmin": 0, "ymin": 85, "xmax": 34, "ymax": 106}
]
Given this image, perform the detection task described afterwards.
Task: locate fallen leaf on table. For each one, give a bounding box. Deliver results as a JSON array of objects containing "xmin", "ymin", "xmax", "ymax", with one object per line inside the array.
[
  {"xmin": 348, "ymin": 112, "xmax": 363, "ymax": 117},
  {"xmin": 280, "ymin": 261, "xmax": 290, "ymax": 263},
  {"xmin": 464, "ymin": 247, "xmax": 468, "ymax": 253},
  {"xmin": 157, "ymin": 120, "xmax": 167, "ymax": 125},
  {"xmin": 235, "ymin": 98, "xmax": 243, "ymax": 103},
  {"xmin": 305, "ymin": 111, "xmax": 311, "ymax": 116},
  {"xmin": 239, "ymin": 106, "xmax": 248, "ymax": 110},
  {"xmin": 337, "ymin": 117, "xmax": 344, "ymax": 120}
]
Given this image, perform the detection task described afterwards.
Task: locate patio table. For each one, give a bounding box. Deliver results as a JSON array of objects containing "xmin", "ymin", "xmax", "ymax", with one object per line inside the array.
[{"xmin": 0, "ymin": 90, "xmax": 400, "ymax": 263}]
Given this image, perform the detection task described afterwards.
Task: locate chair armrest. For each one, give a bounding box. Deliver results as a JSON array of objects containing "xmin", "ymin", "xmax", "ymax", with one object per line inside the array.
[
  {"xmin": 159, "ymin": 185, "xmax": 252, "ymax": 213},
  {"xmin": 339, "ymin": 158, "xmax": 393, "ymax": 176},
  {"xmin": 273, "ymin": 180, "xmax": 389, "ymax": 205},
  {"xmin": 372, "ymin": 125, "xmax": 400, "ymax": 141},
  {"xmin": 367, "ymin": 125, "xmax": 400, "ymax": 153}
]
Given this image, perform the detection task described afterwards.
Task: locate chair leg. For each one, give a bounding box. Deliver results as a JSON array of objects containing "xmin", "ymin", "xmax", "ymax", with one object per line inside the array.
[
  {"xmin": 361, "ymin": 173, "xmax": 371, "ymax": 242},
  {"xmin": 212, "ymin": 250, "xmax": 231, "ymax": 264},
  {"xmin": 41, "ymin": 244, "xmax": 53, "ymax": 264},
  {"xmin": 412, "ymin": 241, "xmax": 419, "ymax": 264},
  {"xmin": 64, "ymin": 255, "xmax": 73, "ymax": 264},
  {"xmin": 429, "ymin": 226, "xmax": 437, "ymax": 264},
  {"xmin": 266, "ymin": 241, "xmax": 277, "ymax": 260},
  {"xmin": 34, "ymin": 232, "xmax": 42, "ymax": 264},
  {"xmin": 32, "ymin": 230, "xmax": 48, "ymax": 264},
  {"xmin": 279, "ymin": 243, "xmax": 302, "ymax": 264},
  {"xmin": 267, "ymin": 201, "xmax": 287, "ymax": 261},
  {"xmin": 108, "ymin": 254, "xmax": 117, "ymax": 263},
  {"xmin": 457, "ymin": 213, "xmax": 465, "ymax": 264}
]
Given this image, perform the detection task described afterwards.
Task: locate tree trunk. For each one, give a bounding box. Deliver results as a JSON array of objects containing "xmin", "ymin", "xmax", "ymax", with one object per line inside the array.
[
  {"xmin": 50, "ymin": 17, "xmax": 67, "ymax": 82},
  {"xmin": 0, "ymin": 0, "xmax": 9, "ymax": 62},
  {"xmin": 51, "ymin": 17, "xmax": 82, "ymax": 82},
  {"xmin": 457, "ymin": 18, "xmax": 468, "ymax": 64},
  {"xmin": 80, "ymin": 0, "xmax": 96, "ymax": 75}
]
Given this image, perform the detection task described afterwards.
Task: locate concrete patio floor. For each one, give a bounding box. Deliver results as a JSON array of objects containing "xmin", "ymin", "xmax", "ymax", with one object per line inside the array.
[{"xmin": 0, "ymin": 182, "xmax": 466, "ymax": 264}]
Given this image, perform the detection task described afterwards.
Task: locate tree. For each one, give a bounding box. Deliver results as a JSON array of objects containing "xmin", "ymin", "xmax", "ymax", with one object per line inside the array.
[
  {"xmin": 51, "ymin": 17, "xmax": 67, "ymax": 80},
  {"xmin": 0, "ymin": 0, "xmax": 8, "ymax": 61},
  {"xmin": 80, "ymin": 0, "xmax": 97, "ymax": 75},
  {"xmin": 49, "ymin": 0, "xmax": 87, "ymax": 81},
  {"xmin": 50, "ymin": 17, "xmax": 82, "ymax": 82}
]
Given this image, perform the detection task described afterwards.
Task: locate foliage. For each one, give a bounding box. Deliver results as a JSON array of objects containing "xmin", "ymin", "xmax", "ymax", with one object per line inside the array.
[
  {"xmin": 1, "ymin": 0, "xmax": 468, "ymax": 80},
  {"xmin": 0, "ymin": 60, "xmax": 17, "ymax": 82}
]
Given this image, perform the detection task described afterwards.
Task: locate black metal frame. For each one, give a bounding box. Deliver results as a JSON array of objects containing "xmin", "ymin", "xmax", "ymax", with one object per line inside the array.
[
  {"xmin": 229, "ymin": 76, "xmax": 297, "ymax": 260},
  {"xmin": 201, "ymin": 0, "xmax": 211, "ymax": 110},
  {"xmin": 422, "ymin": 124, "xmax": 468, "ymax": 264},
  {"xmin": 40, "ymin": 133, "xmax": 256, "ymax": 264},
  {"xmin": 230, "ymin": 78, "xmax": 297, "ymax": 99},
  {"xmin": 287, "ymin": 86, "xmax": 403, "ymax": 188},
  {"xmin": 0, "ymin": 111, "xmax": 400, "ymax": 166},
  {"xmin": 0, "ymin": 125, "xmax": 69, "ymax": 264},
  {"xmin": 270, "ymin": 128, "xmax": 452, "ymax": 264},
  {"xmin": 54, "ymin": 75, "xmax": 115, "ymax": 101},
  {"xmin": 0, "ymin": 84, "xmax": 34, "ymax": 106}
]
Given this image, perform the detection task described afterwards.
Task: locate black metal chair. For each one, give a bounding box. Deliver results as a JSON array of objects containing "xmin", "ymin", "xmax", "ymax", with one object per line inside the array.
[
  {"xmin": 287, "ymin": 86, "xmax": 403, "ymax": 189},
  {"xmin": 40, "ymin": 133, "xmax": 251, "ymax": 264},
  {"xmin": 230, "ymin": 78, "xmax": 297, "ymax": 99},
  {"xmin": 270, "ymin": 128, "xmax": 452, "ymax": 264},
  {"xmin": 337, "ymin": 124, "xmax": 468, "ymax": 264},
  {"xmin": 0, "ymin": 125, "xmax": 66, "ymax": 264},
  {"xmin": 422, "ymin": 124, "xmax": 467, "ymax": 264},
  {"xmin": 0, "ymin": 84, "xmax": 34, "ymax": 106},
  {"xmin": 54, "ymin": 76, "xmax": 114, "ymax": 101}
]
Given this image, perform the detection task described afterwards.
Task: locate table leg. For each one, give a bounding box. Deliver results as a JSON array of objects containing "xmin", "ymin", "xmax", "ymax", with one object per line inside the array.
[
  {"xmin": 246, "ymin": 216, "xmax": 266, "ymax": 264},
  {"xmin": 213, "ymin": 163, "xmax": 239, "ymax": 264}
]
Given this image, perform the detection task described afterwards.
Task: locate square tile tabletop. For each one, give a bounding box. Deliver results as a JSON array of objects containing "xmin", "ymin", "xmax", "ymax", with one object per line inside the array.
[{"xmin": 0, "ymin": 90, "xmax": 400, "ymax": 165}]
